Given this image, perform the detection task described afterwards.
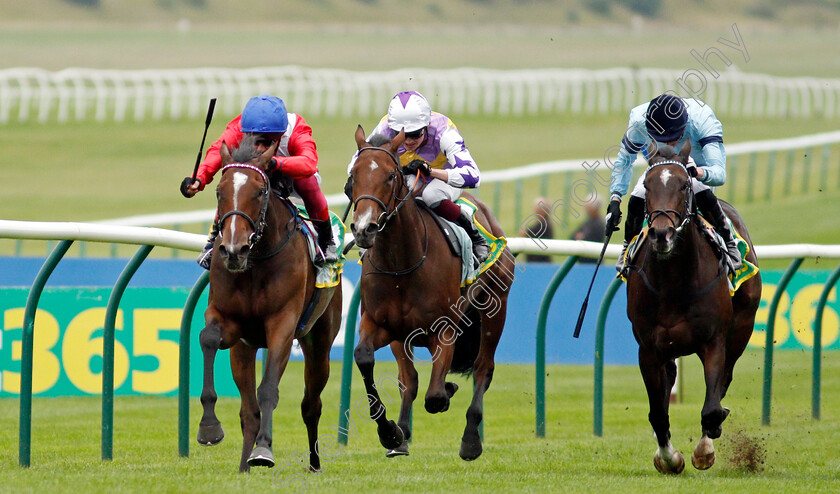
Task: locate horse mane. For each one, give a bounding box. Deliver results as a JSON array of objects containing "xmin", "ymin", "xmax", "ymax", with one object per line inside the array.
[
  {"xmin": 231, "ymin": 134, "xmax": 261, "ymax": 163},
  {"xmin": 368, "ymin": 133, "xmax": 392, "ymax": 147}
]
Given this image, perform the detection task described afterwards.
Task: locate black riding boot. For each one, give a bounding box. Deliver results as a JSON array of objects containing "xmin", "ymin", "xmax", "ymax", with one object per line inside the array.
[
  {"xmin": 197, "ymin": 224, "xmax": 219, "ymax": 270},
  {"xmin": 455, "ymin": 209, "xmax": 489, "ymax": 268},
  {"xmin": 617, "ymin": 196, "xmax": 645, "ymax": 273},
  {"xmin": 696, "ymin": 189, "xmax": 742, "ymax": 272},
  {"xmin": 312, "ymin": 219, "xmax": 339, "ymax": 265}
]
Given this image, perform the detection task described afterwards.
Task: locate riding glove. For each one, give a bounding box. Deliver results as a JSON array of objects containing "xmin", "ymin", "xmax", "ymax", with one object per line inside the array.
[
  {"xmin": 605, "ymin": 200, "xmax": 622, "ymax": 236},
  {"xmin": 402, "ymin": 159, "xmax": 431, "ymax": 177}
]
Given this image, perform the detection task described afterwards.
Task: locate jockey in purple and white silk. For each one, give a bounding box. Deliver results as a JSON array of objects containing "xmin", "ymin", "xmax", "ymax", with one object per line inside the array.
[{"xmin": 347, "ymin": 90, "xmax": 489, "ymax": 265}]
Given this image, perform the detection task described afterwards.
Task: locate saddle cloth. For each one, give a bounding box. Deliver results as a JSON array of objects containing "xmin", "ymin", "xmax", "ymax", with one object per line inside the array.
[
  {"xmin": 294, "ymin": 204, "xmax": 346, "ymax": 289},
  {"xmin": 620, "ymin": 213, "xmax": 759, "ymax": 295}
]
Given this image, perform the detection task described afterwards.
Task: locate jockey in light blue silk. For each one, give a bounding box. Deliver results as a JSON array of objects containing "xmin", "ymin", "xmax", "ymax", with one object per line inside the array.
[
  {"xmin": 348, "ymin": 90, "xmax": 489, "ymax": 264},
  {"xmin": 606, "ymin": 93, "xmax": 742, "ymax": 274}
]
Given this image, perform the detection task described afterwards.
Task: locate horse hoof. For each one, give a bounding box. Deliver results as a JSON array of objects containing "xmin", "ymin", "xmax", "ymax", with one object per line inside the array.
[
  {"xmin": 425, "ymin": 394, "xmax": 450, "ymax": 414},
  {"xmin": 459, "ymin": 431, "xmax": 483, "ymax": 461},
  {"xmin": 247, "ymin": 446, "xmax": 275, "ymax": 468},
  {"xmin": 385, "ymin": 442, "xmax": 410, "ymax": 458},
  {"xmin": 654, "ymin": 449, "xmax": 685, "ymax": 475},
  {"xmin": 377, "ymin": 420, "xmax": 405, "ymax": 450},
  {"xmin": 196, "ymin": 422, "xmax": 225, "ymax": 446},
  {"xmin": 445, "ymin": 382, "xmax": 459, "ymax": 398},
  {"xmin": 692, "ymin": 436, "xmax": 716, "ymax": 470}
]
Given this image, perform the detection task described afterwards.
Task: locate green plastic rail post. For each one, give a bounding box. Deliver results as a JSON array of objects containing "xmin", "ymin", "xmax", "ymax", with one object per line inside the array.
[
  {"xmin": 762, "ymin": 257, "xmax": 803, "ymax": 426},
  {"xmin": 178, "ymin": 270, "xmax": 210, "ymax": 458},
  {"xmin": 765, "ymin": 152, "xmax": 777, "ymax": 202},
  {"xmin": 102, "ymin": 244, "xmax": 153, "ymax": 461},
  {"xmin": 594, "ymin": 278, "xmax": 623, "ymax": 437},
  {"xmin": 812, "ymin": 263, "xmax": 840, "ymax": 420},
  {"xmin": 338, "ymin": 282, "xmax": 362, "ymax": 445},
  {"xmin": 19, "ymin": 239, "xmax": 73, "ymax": 467},
  {"xmin": 535, "ymin": 256, "xmax": 579, "ymax": 437}
]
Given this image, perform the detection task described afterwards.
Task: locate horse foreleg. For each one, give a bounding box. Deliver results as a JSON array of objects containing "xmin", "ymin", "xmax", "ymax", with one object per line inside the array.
[
  {"xmin": 230, "ymin": 342, "xmax": 259, "ymax": 473},
  {"xmin": 424, "ymin": 334, "xmax": 456, "ymax": 415},
  {"xmin": 197, "ymin": 319, "xmax": 225, "ymax": 446},
  {"xmin": 385, "ymin": 341, "xmax": 419, "ymax": 457},
  {"xmin": 249, "ymin": 312, "xmax": 297, "ymax": 469},
  {"xmin": 639, "ymin": 346, "xmax": 684, "ymax": 475},
  {"xmin": 354, "ymin": 314, "xmax": 404, "ymax": 451},
  {"xmin": 694, "ymin": 339, "xmax": 729, "ymax": 470}
]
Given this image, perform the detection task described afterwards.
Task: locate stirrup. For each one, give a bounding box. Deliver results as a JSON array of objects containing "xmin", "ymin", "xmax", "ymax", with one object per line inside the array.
[
  {"xmin": 196, "ymin": 243, "xmax": 213, "ymax": 270},
  {"xmin": 316, "ymin": 242, "xmax": 338, "ymax": 265},
  {"xmin": 615, "ymin": 241, "xmax": 629, "ymax": 274},
  {"xmin": 724, "ymin": 240, "xmax": 742, "ymax": 272}
]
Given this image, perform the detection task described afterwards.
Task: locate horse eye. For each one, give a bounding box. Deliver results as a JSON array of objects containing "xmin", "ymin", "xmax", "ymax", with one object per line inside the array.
[{"xmin": 387, "ymin": 172, "xmax": 395, "ymax": 182}]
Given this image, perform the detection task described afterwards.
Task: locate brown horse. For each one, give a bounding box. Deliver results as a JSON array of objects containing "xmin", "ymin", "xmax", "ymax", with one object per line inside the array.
[
  {"xmin": 347, "ymin": 126, "xmax": 514, "ymax": 461},
  {"xmin": 625, "ymin": 142, "xmax": 761, "ymax": 474},
  {"xmin": 196, "ymin": 135, "xmax": 342, "ymax": 473}
]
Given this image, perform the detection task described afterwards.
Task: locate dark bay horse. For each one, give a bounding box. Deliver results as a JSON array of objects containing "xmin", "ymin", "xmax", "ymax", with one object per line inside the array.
[
  {"xmin": 348, "ymin": 126, "xmax": 514, "ymax": 460},
  {"xmin": 626, "ymin": 142, "xmax": 761, "ymax": 474},
  {"xmin": 197, "ymin": 135, "xmax": 342, "ymax": 472}
]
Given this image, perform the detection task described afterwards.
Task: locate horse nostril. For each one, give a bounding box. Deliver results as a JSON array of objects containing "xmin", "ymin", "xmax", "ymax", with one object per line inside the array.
[
  {"xmin": 364, "ymin": 223, "xmax": 378, "ymax": 236},
  {"xmin": 218, "ymin": 244, "xmax": 229, "ymax": 258},
  {"xmin": 239, "ymin": 245, "xmax": 250, "ymax": 258},
  {"xmin": 350, "ymin": 223, "xmax": 357, "ymax": 234}
]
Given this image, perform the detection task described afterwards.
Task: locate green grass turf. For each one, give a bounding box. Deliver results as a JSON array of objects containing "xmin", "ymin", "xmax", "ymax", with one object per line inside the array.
[{"xmin": 0, "ymin": 350, "xmax": 838, "ymax": 492}]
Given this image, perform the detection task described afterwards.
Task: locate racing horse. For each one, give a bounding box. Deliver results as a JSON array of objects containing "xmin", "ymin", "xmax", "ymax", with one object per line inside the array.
[
  {"xmin": 347, "ymin": 126, "xmax": 514, "ymax": 461},
  {"xmin": 196, "ymin": 135, "xmax": 342, "ymax": 472},
  {"xmin": 625, "ymin": 142, "xmax": 761, "ymax": 474}
]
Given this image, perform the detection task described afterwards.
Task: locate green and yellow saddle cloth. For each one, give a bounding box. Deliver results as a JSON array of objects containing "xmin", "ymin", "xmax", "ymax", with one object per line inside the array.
[
  {"xmin": 619, "ymin": 213, "xmax": 758, "ymax": 295},
  {"xmin": 294, "ymin": 204, "xmax": 346, "ymax": 288}
]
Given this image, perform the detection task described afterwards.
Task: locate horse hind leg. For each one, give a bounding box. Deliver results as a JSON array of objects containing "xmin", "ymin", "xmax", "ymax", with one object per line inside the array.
[
  {"xmin": 639, "ymin": 347, "xmax": 685, "ymax": 474},
  {"xmin": 197, "ymin": 320, "xmax": 225, "ymax": 446},
  {"xmin": 298, "ymin": 303, "xmax": 339, "ymax": 472}
]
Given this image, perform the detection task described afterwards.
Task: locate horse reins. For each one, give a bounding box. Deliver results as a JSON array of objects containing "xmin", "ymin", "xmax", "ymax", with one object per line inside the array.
[
  {"xmin": 351, "ymin": 146, "xmax": 430, "ymax": 276},
  {"xmin": 217, "ymin": 164, "xmax": 297, "ymax": 260}
]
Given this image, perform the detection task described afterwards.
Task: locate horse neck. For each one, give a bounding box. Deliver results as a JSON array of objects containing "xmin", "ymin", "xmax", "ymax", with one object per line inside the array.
[
  {"xmin": 643, "ymin": 222, "xmax": 707, "ymax": 287},
  {"xmin": 252, "ymin": 195, "xmax": 291, "ymax": 256},
  {"xmin": 368, "ymin": 191, "xmax": 427, "ymax": 269}
]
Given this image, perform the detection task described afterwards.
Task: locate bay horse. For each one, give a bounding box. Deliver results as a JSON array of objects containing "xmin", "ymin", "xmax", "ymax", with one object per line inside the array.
[
  {"xmin": 196, "ymin": 135, "xmax": 342, "ymax": 473},
  {"xmin": 625, "ymin": 142, "xmax": 761, "ymax": 474},
  {"xmin": 347, "ymin": 126, "xmax": 514, "ymax": 461}
]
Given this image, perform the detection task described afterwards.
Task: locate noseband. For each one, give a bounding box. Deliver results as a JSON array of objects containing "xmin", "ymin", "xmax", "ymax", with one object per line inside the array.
[
  {"xmin": 217, "ymin": 164, "xmax": 271, "ymax": 249},
  {"xmin": 645, "ymin": 160, "xmax": 694, "ymax": 234},
  {"xmin": 352, "ymin": 146, "xmax": 419, "ymax": 232}
]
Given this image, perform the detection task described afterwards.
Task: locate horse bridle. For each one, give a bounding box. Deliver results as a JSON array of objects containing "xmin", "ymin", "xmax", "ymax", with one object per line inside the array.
[
  {"xmin": 216, "ymin": 164, "xmax": 272, "ymax": 250},
  {"xmin": 352, "ymin": 146, "xmax": 421, "ymax": 232},
  {"xmin": 644, "ymin": 160, "xmax": 695, "ymax": 235},
  {"xmin": 351, "ymin": 145, "xmax": 429, "ymax": 276}
]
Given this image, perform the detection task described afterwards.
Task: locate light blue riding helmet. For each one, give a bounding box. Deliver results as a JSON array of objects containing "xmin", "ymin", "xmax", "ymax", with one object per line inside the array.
[{"xmin": 240, "ymin": 95, "xmax": 288, "ymax": 133}]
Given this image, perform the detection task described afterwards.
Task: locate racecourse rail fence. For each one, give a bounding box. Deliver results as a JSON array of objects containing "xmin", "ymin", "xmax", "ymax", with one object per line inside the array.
[
  {"xmin": 3, "ymin": 130, "xmax": 839, "ymax": 259},
  {"xmin": 3, "ymin": 66, "xmax": 840, "ymax": 124},
  {"xmin": 2, "ymin": 220, "xmax": 838, "ymax": 467}
]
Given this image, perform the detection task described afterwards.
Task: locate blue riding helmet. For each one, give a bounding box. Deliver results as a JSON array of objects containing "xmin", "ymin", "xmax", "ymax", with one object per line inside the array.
[
  {"xmin": 645, "ymin": 94, "xmax": 687, "ymax": 143},
  {"xmin": 240, "ymin": 95, "xmax": 288, "ymax": 133}
]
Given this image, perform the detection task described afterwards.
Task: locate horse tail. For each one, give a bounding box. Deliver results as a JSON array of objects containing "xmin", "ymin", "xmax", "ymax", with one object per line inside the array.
[{"xmin": 450, "ymin": 306, "xmax": 481, "ymax": 376}]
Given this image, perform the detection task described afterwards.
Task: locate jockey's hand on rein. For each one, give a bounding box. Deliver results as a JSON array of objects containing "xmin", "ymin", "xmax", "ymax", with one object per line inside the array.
[
  {"xmin": 686, "ymin": 162, "xmax": 699, "ymax": 178},
  {"xmin": 402, "ymin": 159, "xmax": 431, "ymax": 177},
  {"xmin": 605, "ymin": 200, "xmax": 622, "ymax": 236}
]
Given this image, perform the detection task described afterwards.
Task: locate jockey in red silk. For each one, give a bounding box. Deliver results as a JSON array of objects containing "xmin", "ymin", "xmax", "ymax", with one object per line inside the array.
[
  {"xmin": 181, "ymin": 95, "xmax": 337, "ymax": 267},
  {"xmin": 605, "ymin": 93, "xmax": 742, "ymax": 274},
  {"xmin": 348, "ymin": 90, "xmax": 489, "ymax": 265}
]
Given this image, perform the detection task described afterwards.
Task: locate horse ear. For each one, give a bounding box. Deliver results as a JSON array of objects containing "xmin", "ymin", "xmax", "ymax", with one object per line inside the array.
[
  {"xmin": 355, "ymin": 125, "xmax": 368, "ymax": 149},
  {"xmin": 256, "ymin": 140, "xmax": 279, "ymax": 170},
  {"xmin": 679, "ymin": 140, "xmax": 692, "ymax": 163},
  {"xmin": 220, "ymin": 142, "xmax": 232, "ymax": 165},
  {"xmin": 390, "ymin": 129, "xmax": 405, "ymax": 152}
]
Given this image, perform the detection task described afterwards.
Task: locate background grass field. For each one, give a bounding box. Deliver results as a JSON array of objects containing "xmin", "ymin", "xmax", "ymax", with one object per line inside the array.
[{"xmin": 1, "ymin": 351, "xmax": 839, "ymax": 492}]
